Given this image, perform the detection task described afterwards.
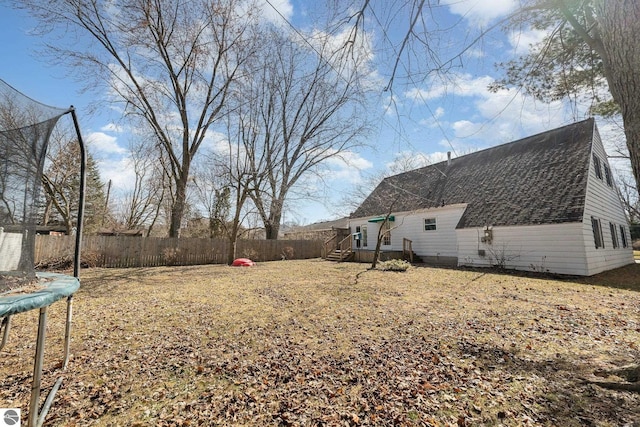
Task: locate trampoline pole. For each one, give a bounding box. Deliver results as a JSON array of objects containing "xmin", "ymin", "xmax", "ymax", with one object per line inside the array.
[
  {"xmin": 63, "ymin": 295, "xmax": 73, "ymax": 369},
  {"xmin": 0, "ymin": 316, "xmax": 10, "ymax": 350},
  {"xmin": 29, "ymin": 307, "xmax": 48, "ymax": 427},
  {"xmin": 69, "ymin": 107, "xmax": 86, "ymax": 280}
]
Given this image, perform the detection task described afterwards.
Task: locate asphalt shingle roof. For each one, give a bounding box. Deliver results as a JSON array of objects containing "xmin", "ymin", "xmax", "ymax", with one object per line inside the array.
[{"xmin": 351, "ymin": 119, "xmax": 594, "ymax": 229}]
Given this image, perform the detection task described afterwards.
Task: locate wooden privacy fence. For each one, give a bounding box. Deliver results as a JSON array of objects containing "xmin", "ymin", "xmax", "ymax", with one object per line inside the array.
[{"xmin": 34, "ymin": 235, "xmax": 323, "ymax": 268}]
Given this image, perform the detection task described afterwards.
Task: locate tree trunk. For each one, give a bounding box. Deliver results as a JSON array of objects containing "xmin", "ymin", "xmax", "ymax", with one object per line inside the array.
[
  {"xmin": 264, "ymin": 210, "xmax": 282, "ymax": 240},
  {"xmin": 169, "ymin": 175, "xmax": 188, "ymax": 238},
  {"xmin": 227, "ymin": 233, "xmax": 238, "ymax": 265},
  {"xmin": 370, "ymin": 224, "xmax": 385, "ymax": 269},
  {"xmin": 595, "ymin": 0, "xmax": 640, "ymax": 200}
]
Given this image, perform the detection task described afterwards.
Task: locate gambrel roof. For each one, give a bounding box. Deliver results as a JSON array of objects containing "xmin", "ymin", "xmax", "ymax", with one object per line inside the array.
[{"xmin": 352, "ymin": 118, "xmax": 595, "ymax": 229}]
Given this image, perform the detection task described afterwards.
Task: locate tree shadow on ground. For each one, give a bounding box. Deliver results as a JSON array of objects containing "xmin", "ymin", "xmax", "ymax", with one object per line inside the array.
[
  {"xmin": 412, "ymin": 262, "xmax": 640, "ymax": 292},
  {"xmin": 457, "ymin": 339, "xmax": 640, "ymax": 426}
]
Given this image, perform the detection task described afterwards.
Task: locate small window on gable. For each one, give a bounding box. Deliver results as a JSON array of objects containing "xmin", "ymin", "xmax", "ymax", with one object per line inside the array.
[
  {"xmin": 609, "ymin": 222, "xmax": 619, "ymax": 249},
  {"xmin": 424, "ymin": 218, "xmax": 436, "ymax": 231},
  {"xmin": 604, "ymin": 164, "xmax": 613, "ymax": 187},
  {"xmin": 591, "ymin": 217, "xmax": 604, "ymax": 249},
  {"xmin": 593, "ymin": 154, "xmax": 602, "ymax": 180},
  {"xmin": 620, "ymin": 225, "xmax": 628, "ymax": 248}
]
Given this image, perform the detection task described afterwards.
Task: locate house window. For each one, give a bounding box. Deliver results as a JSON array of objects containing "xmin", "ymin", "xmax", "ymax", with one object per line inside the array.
[
  {"xmin": 610, "ymin": 222, "xmax": 619, "ymax": 249},
  {"xmin": 382, "ymin": 220, "xmax": 391, "ymax": 246},
  {"xmin": 361, "ymin": 226, "xmax": 368, "ymax": 247},
  {"xmin": 591, "ymin": 217, "xmax": 604, "ymax": 249},
  {"xmin": 620, "ymin": 225, "xmax": 628, "ymax": 248},
  {"xmin": 424, "ymin": 218, "xmax": 436, "ymax": 231},
  {"xmin": 603, "ymin": 164, "xmax": 613, "ymax": 187},
  {"xmin": 593, "ymin": 154, "xmax": 602, "ymax": 180}
]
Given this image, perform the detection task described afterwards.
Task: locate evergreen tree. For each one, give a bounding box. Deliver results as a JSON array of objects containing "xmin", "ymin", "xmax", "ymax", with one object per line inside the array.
[{"xmin": 41, "ymin": 140, "xmax": 109, "ymax": 234}]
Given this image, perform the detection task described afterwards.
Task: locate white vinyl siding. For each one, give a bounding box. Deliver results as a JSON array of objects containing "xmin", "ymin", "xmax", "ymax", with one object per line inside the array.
[
  {"xmin": 582, "ymin": 126, "xmax": 634, "ymax": 275},
  {"xmin": 394, "ymin": 205, "xmax": 467, "ymax": 257},
  {"xmin": 457, "ymin": 223, "xmax": 589, "ymax": 275},
  {"xmin": 350, "ymin": 204, "xmax": 466, "ymax": 258}
]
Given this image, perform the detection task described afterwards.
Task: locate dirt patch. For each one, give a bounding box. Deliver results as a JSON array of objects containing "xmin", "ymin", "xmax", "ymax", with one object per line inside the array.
[{"xmin": 1, "ymin": 260, "xmax": 638, "ymax": 426}]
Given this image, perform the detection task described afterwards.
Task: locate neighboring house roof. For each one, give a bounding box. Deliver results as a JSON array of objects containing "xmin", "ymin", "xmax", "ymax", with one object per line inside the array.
[
  {"xmin": 287, "ymin": 217, "xmax": 350, "ymax": 233},
  {"xmin": 352, "ymin": 118, "xmax": 595, "ymax": 229}
]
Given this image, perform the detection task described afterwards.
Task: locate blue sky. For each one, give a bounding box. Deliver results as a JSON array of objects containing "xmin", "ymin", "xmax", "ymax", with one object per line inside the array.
[{"xmin": 0, "ymin": 1, "xmax": 629, "ymax": 226}]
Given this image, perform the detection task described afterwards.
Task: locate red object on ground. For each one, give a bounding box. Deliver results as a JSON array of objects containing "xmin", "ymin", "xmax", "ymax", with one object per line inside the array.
[{"xmin": 232, "ymin": 258, "xmax": 255, "ymax": 267}]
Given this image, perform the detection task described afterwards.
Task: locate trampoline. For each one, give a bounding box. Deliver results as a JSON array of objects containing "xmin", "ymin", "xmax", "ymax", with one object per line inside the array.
[{"xmin": 0, "ymin": 79, "xmax": 86, "ymax": 427}]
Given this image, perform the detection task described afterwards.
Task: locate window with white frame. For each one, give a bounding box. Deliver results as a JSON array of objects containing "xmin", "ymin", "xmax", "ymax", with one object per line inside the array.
[
  {"xmin": 591, "ymin": 217, "xmax": 604, "ymax": 249},
  {"xmin": 424, "ymin": 218, "xmax": 436, "ymax": 231},
  {"xmin": 609, "ymin": 222, "xmax": 619, "ymax": 249}
]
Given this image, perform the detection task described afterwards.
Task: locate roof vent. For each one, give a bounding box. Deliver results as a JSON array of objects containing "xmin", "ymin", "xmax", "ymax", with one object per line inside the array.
[{"xmin": 447, "ymin": 151, "xmax": 451, "ymax": 166}]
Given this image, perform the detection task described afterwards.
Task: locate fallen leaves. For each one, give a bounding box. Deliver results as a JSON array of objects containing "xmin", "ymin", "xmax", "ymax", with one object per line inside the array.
[{"xmin": 1, "ymin": 261, "xmax": 639, "ymax": 426}]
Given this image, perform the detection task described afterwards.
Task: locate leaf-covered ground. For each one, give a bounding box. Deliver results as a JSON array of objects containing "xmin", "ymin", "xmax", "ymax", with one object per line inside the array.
[{"xmin": 1, "ymin": 260, "xmax": 639, "ymax": 426}]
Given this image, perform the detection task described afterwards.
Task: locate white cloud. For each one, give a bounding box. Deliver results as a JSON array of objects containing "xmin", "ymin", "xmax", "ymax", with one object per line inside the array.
[
  {"xmin": 441, "ymin": 0, "xmax": 518, "ymax": 26},
  {"xmin": 405, "ymin": 86, "xmax": 445, "ymax": 101},
  {"xmin": 451, "ymin": 120, "xmax": 483, "ymax": 138},
  {"xmin": 256, "ymin": 0, "xmax": 293, "ymax": 24},
  {"xmin": 385, "ymin": 150, "xmax": 449, "ymax": 174},
  {"xmin": 405, "ymin": 74, "xmax": 493, "ymax": 102},
  {"xmin": 100, "ymin": 123, "xmax": 124, "ymax": 133},
  {"xmin": 96, "ymin": 156, "xmax": 136, "ymax": 191},
  {"xmin": 509, "ymin": 28, "xmax": 548, "ymax": 54},
  {"xmin": 419, "ymin": 107, "xmax": 446, "ymax": 127},
  {"xmin": 321, "ymin": 150, "xmax": 373, "ymax": 184},
  {"xmin": 393, "ymin": 73, "xmax": 576, "ymax": 163},
  {"xmin": 86, "ymin": 131, "xmax": 127, "ymax": 154}
]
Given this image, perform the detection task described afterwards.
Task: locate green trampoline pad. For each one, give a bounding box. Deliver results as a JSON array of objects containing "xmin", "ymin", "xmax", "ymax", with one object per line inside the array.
[{"xmin": 0, "ymin": 273, "xmax": 80, "ymax": 317}]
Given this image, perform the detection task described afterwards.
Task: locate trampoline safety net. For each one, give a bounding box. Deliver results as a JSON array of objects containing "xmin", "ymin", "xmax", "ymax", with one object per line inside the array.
[{"xmin": 0, "ymin": 79, "xmax": 71, "ymax": 291}]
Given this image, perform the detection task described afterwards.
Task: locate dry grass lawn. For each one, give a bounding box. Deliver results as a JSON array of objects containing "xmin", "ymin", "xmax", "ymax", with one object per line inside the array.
[{"xmin": 1, "ymin": 260, "xmax": 639, "ymax": 426}]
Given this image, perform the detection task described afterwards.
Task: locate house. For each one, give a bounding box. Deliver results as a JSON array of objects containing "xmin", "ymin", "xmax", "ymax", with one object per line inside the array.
[
  {"xmin": 344, "ymin": 118, "xmax": 634, "ymax": 276},
  {"xmin": 283, "ymin": 217, "xmax": 349, "ymax": 241}
]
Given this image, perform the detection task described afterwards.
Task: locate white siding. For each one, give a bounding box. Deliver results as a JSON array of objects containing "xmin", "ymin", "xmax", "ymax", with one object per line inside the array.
[
  {"xmin": 393, "ymin": 205, "xmax": 466, "ymax": 257},
  {"xmin": 349, "ymin": 204, "xmax": 467, "ymax": 256},
  {"xmin": 581, "ymin": 126, "xmax": 634, "ymax": 275},
  {"xmin": 456, "ymin": 223, "xmax": 589, "ymax": 275}
]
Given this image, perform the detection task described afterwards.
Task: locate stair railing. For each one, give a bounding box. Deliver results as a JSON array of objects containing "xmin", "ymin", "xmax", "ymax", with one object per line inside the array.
[
  {"xmin": 338, "ymin": 234, "xmax": 352, "ymax": 260},
  {"xmin": 323, "ymin": 234, "xmax": 337, "ymax": 259}
]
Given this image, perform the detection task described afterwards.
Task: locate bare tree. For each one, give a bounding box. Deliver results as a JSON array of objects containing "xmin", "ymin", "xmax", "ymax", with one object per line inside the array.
[
  {"xmin": 14, "ymin": 0, "xmax": 260, "ymax": 237},
  {"xmin": 217, "ymin": 113, "xmax": 262, "ymax": 263},
  {"xmin": 235, "ymin": 25, "xmax": 371, "ymax": 239},
  {"xmin": 191, "ymin": 155, "xmax": 231, "ymax": 239},
  {"xmin": 114, "ymin": 138, "xmax": 166, "ymax": 235}
]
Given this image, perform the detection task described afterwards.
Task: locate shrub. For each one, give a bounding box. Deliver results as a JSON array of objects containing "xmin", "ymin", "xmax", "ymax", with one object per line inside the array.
[{"xmin": 378, "ymin": 259, "xmax": 411, "ymax": 272}]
